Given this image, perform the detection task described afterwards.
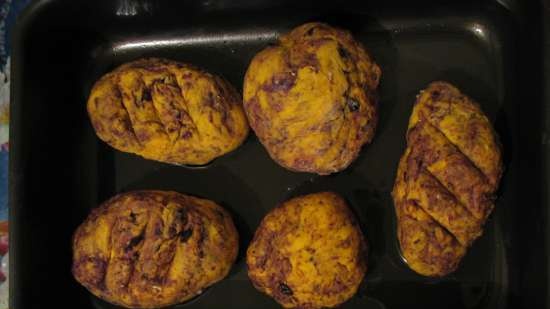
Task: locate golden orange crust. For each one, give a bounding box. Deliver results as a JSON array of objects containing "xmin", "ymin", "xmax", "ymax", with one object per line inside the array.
[
  {"xmin": 392, "ymin": 82, "xmax": 502, "ymax": 277},
  {"xmin": 247, "ymin": 192, "xmax": 367, "ymax": 308},
  {"xmin": 409, "ymin": 82, "xmax": 502, "ymax": 188},
  {"xmin": 243, "ymin": 23, "xmax": 381, "ymax": 175},
  {"xmin": 87, "ymin": 58, "xmax": 249, "ymax": 165},
  {"xmin": 72, "ymin": 191, "xmax": 238, "ymax": 308}
]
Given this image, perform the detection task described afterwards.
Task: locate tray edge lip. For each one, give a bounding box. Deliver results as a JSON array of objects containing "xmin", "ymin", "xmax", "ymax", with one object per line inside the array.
[{"xmin": 6, "ymin": 1, "xmax": 532, "ymax": 308}]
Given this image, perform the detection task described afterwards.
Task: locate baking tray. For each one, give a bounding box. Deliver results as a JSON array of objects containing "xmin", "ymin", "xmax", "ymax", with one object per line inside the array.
[{"xmin": 9, "ymin": 0, "xmax": 548, "ymax": 308}]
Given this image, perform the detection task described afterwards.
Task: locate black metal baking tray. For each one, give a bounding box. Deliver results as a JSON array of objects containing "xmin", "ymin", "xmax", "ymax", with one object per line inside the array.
[{"xmin": 9, "ymin": 0, "xmax": 548, "ymax": 308}]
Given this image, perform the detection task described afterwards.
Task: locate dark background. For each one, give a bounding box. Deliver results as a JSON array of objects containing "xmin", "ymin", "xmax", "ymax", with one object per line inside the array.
[{"xmin": 9, "ymin": 0, "xmax": 549, "ymax": 308}]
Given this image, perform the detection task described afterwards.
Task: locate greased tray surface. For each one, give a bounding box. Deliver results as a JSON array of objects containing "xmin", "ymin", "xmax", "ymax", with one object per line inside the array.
[{"xmin": 10, "ymin": 0, "xmax": 548, "ymax": 308}]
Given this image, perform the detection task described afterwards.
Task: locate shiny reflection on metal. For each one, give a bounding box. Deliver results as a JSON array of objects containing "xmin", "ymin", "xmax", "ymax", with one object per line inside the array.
[
  {"xmin": 112, "ymin": 31, "xmax": 279, "ymax": 52},
  {"xmin": 89, "ymin": 287, "xmax": 210, "ymax": 308},
  {"xmin": 171, "ymin": 161, "xmax": 215, "ymax": 170},
  {"xmin": 469, "ymin": 22, "xmax": 488, "ymax": 40},
  {"xmin": 116, "ymin": 0, "xmax": 151, "ymax": 17}
]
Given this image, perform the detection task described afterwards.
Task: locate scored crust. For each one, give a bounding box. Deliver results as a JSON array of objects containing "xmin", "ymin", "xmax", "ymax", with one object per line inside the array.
[
  {"xmin": 392, "ymin": 81, "xmax": 502, "ymax": 277},
  {"xmin": 87, "ymin": 58, "xmax": 249, "ymax": 165},
  {"xmin": 72, "ymin": 191, "xmax": 238, "ymax": 308}
]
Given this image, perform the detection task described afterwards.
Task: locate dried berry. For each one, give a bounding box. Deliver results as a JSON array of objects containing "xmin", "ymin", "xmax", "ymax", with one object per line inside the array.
[
  {"xmin": 279, "ymin": 282, "xmax": 293, "ymax": 295},
  {"xmin": 179, "ymin": 229, "xmax": 193, "ymax": 243},
  {"xmin": 347, "ymin": 98, "xmax": 360, "ymax": 111}
]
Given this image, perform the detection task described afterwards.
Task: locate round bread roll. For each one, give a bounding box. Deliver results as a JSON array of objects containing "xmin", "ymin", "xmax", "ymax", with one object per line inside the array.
[
  {"xmin": 247, "ymin": 192, "xmax": 367, "ymax": 308},
  {"xmin": 243, "ymin": 23, "xmax": 381, "ymax": 174},
  {"xmin": 87, "ymin": 58, "xmax": 249, "ymax": 165},
  {"xmin": 72, "ymin": 191, "xmax": 239, "ymax": 308}
]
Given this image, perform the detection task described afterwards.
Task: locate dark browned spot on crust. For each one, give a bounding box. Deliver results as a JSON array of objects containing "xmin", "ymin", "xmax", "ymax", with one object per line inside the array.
[
  {"xmin": 176, "ymin": 208, "xmax": 188, "ymax": 225},
  {"xmin": 338, "ymin": 236, "xmax": 354, "ymax": 248},
  {"xmin": 262, "ymin": 72, "xmax": 297, "ymax": 93},
  {"xmin": 467, "ymin": 122, "xmax": 479, "ymax": 143},
  {"xmin": 103, "ymin": 85, "xmax": 142, "ymax": 148},
  {"xmin": 129, "ymin": 191, "xmax": 151, "ymax": 202},
  {"xmin": 204, "ymin": 92, "xmax": 216, "ymax": 109},
  {"xmin": 361, "ymin": 121, "xmax": 375, "ymax": 135},
  {"xmin": 154, "ymin": 224, "xmax": 162, "ymax": 236},
  {"xmin": 73, "ymin": 256, "xmax": 108, "ymax": 290},
  {"xmin": 338, "ymin": 45, "xmax": 352, "ymax": 60},
  {"xmin": 126, "ymin": 234, "xmax": 145, "ymax": 252},
  {"xmin": 301, "ymin": 54, "xmax": 321, "ymax": 71},
  {"xmin": 215, "ymin": 209, "xmax": 226, "ymax": 221},
  {"xmin": 167, "ymin": 225, "xmax": 178, "ymax": 238},
  {"xmin": 306, "ymin": 37, "xmax": 332, "ymax": 48},
  {"xmin": 131, "ymin": 59, "xmax": 169, "ymax": 72},
  {"xmin": 323, "ymin": 278, "xmax": 347, "ymax": 295},
  {"xmin": 306, "ymin": 23, "xmax": 331, "ymax": 34},
  {"xmin": 198, "ymin": 224, "xmax": 207, "ymax": 258},
  {"xmin": 142, "ymin": 88, "xmax": 152, "ymax": 102},
  {"xmin": 182, "ymin": 131, "xmax": 193, "ymax": 139},
  {"xmin": 292, "ymin": 157, "xmax": 314, "ymax": 171},
  {"xmin": 430, "ymin": 90, "xmax": 441, "ymax": 100}
]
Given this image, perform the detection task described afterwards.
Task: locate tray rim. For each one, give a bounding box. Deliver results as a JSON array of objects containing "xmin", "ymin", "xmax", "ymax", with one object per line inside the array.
[{"xmin": 8, "ymin": 0, "xmax": 548, "ymax": 308}]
